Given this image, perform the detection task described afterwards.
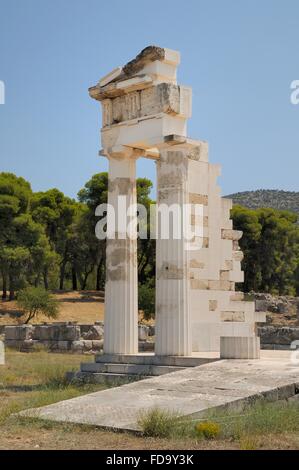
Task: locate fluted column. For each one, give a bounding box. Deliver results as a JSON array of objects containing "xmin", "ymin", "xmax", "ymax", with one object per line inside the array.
[
  {"xmin": 104, "ymin": 153, "xmax": 138, "ymax": 355},
  {"xmin": 155, "ymin": 147, "xmax": 191, "ymax": 356}
]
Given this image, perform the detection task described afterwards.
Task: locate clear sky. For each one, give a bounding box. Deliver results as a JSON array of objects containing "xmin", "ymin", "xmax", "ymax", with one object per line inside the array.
[{"xmin": 0, "ymin": 0, "xmax": 298, "ymax": 199}]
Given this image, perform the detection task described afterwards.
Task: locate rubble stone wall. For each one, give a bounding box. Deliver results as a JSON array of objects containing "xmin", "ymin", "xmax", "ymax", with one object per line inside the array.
[{"xmin": 258, "ymin": 326, "xmax": 299, "ymax": 350}]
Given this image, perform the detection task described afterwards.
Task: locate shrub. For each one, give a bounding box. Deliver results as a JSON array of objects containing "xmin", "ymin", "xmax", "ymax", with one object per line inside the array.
[
  {"xmin": 16, "ymin": 287, "xmax": 59, "ymax": 324},
  {"xmin": 195, "ymin": 421, "xmax": 220, "ymax": 439},
  {"xmin": 138, "ymin": 408, "xmax": 179, "ymax": 438}
]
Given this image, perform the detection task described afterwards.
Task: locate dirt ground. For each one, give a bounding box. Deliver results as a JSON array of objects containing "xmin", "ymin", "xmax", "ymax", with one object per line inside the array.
[
  {"xmin": 1, "ymin": 290, "xmax": 297, "ymax": 328},
  {"xmin": 1, "ymin": 420, "xmax": 299, "ymax": 450},
  {"xmin": 0, "ymin": 291, "xmax": 105, "ymax": 325}
]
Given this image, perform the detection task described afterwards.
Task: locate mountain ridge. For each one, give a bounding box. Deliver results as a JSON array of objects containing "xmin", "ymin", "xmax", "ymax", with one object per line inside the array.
[{"xmin": 225, "ymin": 189, "xmax": 299, "ymax": 218}]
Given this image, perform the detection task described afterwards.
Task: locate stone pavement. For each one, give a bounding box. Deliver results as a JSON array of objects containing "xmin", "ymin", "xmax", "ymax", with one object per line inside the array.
[{"xmin": 19, "ymin": 351, "xmax": 299, "ymax": 431}]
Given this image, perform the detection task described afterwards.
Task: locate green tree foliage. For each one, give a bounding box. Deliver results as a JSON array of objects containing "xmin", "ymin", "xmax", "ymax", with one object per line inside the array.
[
  {"xmin": 0, "ymin": 173, "xmax": 44, "ymax": 299},
  {"xmin": 17, "ymin": 286, "xmax": 59, "ymax": 323},
  {"xmin": 230, "ymin": 205, "xmax": 262, "ymax": 291},
  {"xmin": 231, "ymin": 206, "xmax": 299, "ymax": 295},
  {"xmin": 30, "ymin": 189, "xmax": 77, "ymax": 289},
  {"xmin": 77, "ymin": 173, "xmax": 109, "ymax": 291},
  {"xmin": 138, "ymin": 282, "xmax": 155, "ymax": 319}
]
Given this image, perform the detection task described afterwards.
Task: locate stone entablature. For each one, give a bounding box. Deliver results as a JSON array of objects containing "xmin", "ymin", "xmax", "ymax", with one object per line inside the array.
[
  {"xmin": 90, "ymin": 46, "xmax": 191, "ymax": 156},
  {"xmin": 99, "ymin": 84, "xmax": 191, "ymax": 128}
]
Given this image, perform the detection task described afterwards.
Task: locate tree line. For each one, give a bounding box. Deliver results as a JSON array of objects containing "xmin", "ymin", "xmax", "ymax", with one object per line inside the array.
[
  {"xmin": 0, "ymin": 172, "xmax": 154, "ymax": 300},
  {"xmin": 0, "ymin": 171, "xmax": 298, "ymax": 302}
]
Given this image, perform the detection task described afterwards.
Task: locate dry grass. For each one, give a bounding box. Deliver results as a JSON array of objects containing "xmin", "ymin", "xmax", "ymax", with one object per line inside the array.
[{"xmin": 0, "ymin": 291, "xmax": 105, "ymax": 325}]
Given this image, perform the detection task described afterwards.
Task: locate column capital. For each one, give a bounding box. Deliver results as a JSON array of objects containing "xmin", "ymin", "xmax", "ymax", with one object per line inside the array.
[
  {"xmin": 99, "ymin": 145, "xmax": 145, "ymax": 160},
  {"xmin": 155, "ymin": 135, "xmax": 205, "ymax": 150},
  {"xmin": 156, "ymin": 136, "xmax": 209, "ymax": 163}
]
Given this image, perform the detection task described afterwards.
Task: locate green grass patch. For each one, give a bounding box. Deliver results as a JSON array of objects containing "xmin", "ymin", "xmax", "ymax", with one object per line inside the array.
[
  {"xmin": 137, "ymin": 400, "xmax": 299, "ymax": 445},
  {"xmin": 0, "ymin": 350, "xmax": 107, "ymax": 426},
  {"xmin": 208, "ymin": 401, "xmax": 299, "ymax": 440}
]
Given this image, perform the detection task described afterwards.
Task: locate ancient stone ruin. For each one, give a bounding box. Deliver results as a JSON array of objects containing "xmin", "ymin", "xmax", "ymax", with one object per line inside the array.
[{"xmin": 82, "ymin": 46, "xmax": 266, "ymax": 379}]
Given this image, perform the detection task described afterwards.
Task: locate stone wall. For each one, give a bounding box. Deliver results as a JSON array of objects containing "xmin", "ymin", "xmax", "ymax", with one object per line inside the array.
[
  {"xmin": 4, "ymin": 323, "xmax": 154, "ymax": 353},
  {"xmin": 254, "ymin": 293, "xmax": 299, "ymax": 318},
  {"xmin": 5, "ymin": 320, "xmax": 298, "ymax": 352},
  {"xmin": 258, "ymin": 326, "xmax": 299, "ymax": 350}
]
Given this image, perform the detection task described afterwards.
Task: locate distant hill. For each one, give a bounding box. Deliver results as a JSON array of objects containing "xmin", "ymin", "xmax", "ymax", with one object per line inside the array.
[{"xmin": 225, "ymin": 190, "xmax": 299, "ymax": 218}]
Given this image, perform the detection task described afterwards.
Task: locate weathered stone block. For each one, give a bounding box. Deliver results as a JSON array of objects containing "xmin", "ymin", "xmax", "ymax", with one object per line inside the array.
[
  {"xmin": 57, "ymin": 341, "xmax": 71, "ymax": 351},
  {"xmin": 224, "ymin": 260, "xmax": 234, "ymax": 270},
  {"xmin": 233, "ymin": 241, "xmax": 240, "ymax": 250},
  {"xmin": 5, "ymin": 325, "xmax": 34, "ymax": 341},
  {"xmin": 51, "ymin": 324, "xmax": 81, "ymax": 342},
  {"xmin": 258, "ymin": 326, "xmax": 299, "ymax": 346},
  {"xmin": 190, "ymin": 279, "xmax": 209, "ymax": 290},
  {"xmin": 233, "ymin": 251, "xmax": 244, "ymax": 261},
  {"xmin": 20, "ymin": 339, "xmax": 35, "ymax": 351},
  {"xmin": 221, "ymin": 311, "xmax": 245, "ymax": 322},
  {"xmin": 5, "ymin": 339, "xmax": 22, "ymax": 349},
  {"xmin": 209, "ymin": 300, "xmax": 218, "ymax": 311},
  {"xmin": 71, "ymin": 341, "xmax": 84, "ymax": 353},
  {"xmin": 82, "ymin": 325, "xmax": 104, "ymax": 341},
  {"xmin": 32, "ymin": 325, "xmax": 51, "ymax": 341},
  {"xmin": 157, "ymin": 263, "xmax": 184, "ymax": 280},
  {"xmin": 255, "ymin": 299, "xmax": 269, "ymax": 312},
  {"xmin": 5, "ymin": 327, "xmax": 18, "ymax": 341},
  {"xmin": 91, "ymin": 340, "xmax": 104, "ymax": 351},
  {"xmin": 83, "ymin": 340, "xmax": 93, "ymax": 351},
  {"xmin": 220, "ymin": 270, "xmax": 230, "ymax": 281},
  {"xmin": 221, "ymin": 229, "xmax": 243, "ymax": 241},
  {"xmin": 138, "ymin": 325, "xmax": 149, "ymax": 341},
  {"xmin": 188, "ymin": 193, "xmax": 208, "ymax": 205},
  {"xmin": 220, "ymin": 336, "xmax": 260, "ymax": 359},
  {"xmin": 138, "ymin": 341, "xmax": 155, "ymax": 352},
  {"xmin": 148, "ymin": 325, "xmax": 155, "ymax": 336},
  {"xmin": 190, "ymin": 259, "xmax": 205, "ymax": 269},
  {"xmin": 230, "ymin": 292, "xmax": 244, "ymax": 301},
  {"xmin": 208, "ymin": 280, "xmax": 233, "ymax": 291}
]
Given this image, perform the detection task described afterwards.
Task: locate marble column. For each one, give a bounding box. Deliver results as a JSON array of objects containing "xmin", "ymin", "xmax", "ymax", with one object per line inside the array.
[
  {"xmin": 155, "ymin": 146, "xmax": 192, "ymax": 356},
  {"xmin": 104, "ymin": 153, "xmax": 138, "ymax": 355}
]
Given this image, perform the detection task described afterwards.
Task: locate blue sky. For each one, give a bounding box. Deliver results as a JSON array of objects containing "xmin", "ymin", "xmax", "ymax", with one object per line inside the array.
[{"xmin": 0, "ymin": 0, "xmax": 298, "ymax": 199}]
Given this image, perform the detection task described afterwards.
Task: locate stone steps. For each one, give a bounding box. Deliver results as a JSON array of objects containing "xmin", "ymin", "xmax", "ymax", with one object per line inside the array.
[
  {"xmin": 94, "ymin": 353, "xmax": 217, "ymax": 367},
  {"xmin": 69, "ymin": 371, "xmax": 152, "ymax": 385},
  {"xmin": 80, "ymin": 362, "xmax": 186, "ymax": 376},
  {"xmin": 70, "ymin": 353, "xmax": 219, "ymax": 385}
]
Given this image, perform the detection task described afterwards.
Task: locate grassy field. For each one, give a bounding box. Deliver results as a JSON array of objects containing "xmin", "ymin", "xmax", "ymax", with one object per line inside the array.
[
  {"xmin": 0, "ymin": 350, "xmax": 299, "ymax": 449},
  {"xmin": 0, "ymin": 291, "xmax": 105, "ymax": 325}
]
